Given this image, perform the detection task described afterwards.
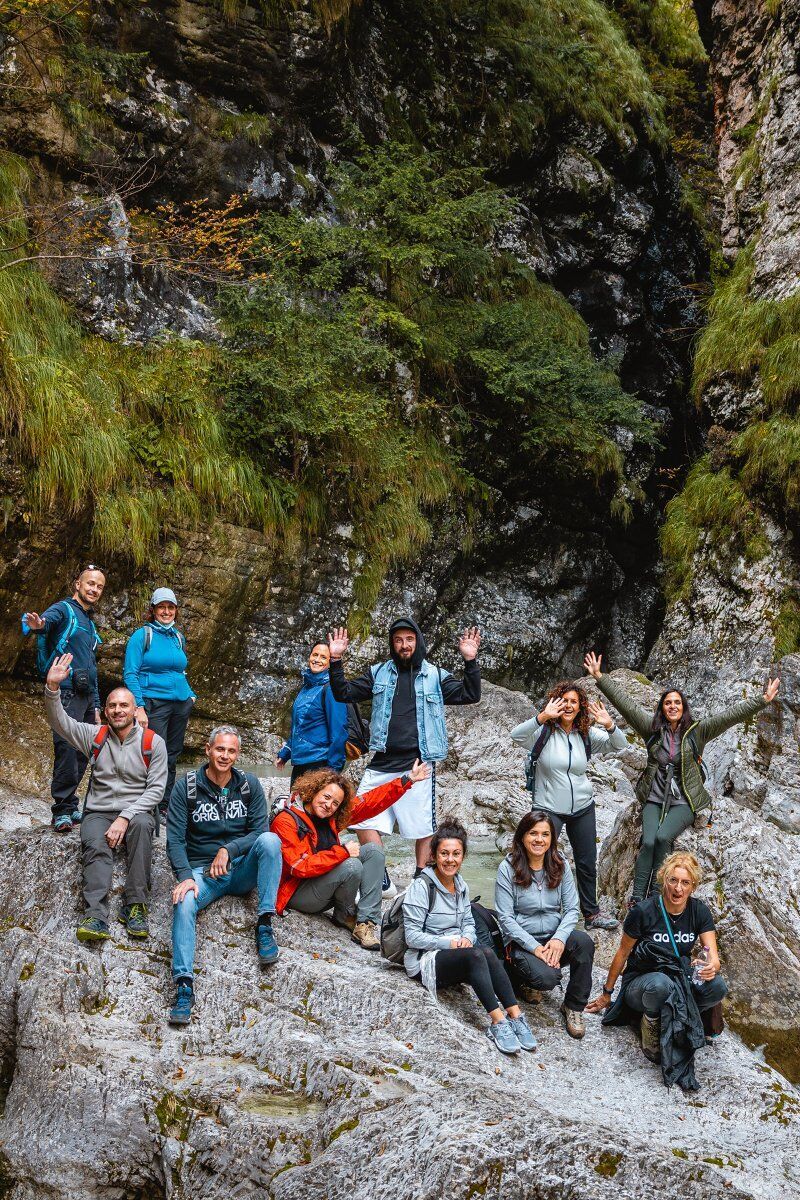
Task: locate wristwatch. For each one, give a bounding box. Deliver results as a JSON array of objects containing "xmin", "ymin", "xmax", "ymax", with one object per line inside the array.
[{"xmin": 602, "ymin": 984, "xmax": 614, "ymax": 996}]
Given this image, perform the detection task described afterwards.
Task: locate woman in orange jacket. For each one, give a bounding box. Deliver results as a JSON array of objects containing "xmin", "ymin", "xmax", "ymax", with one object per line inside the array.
[{"xmin": 272, "ymin": 760, "xmax": 429, "ymax": 950}]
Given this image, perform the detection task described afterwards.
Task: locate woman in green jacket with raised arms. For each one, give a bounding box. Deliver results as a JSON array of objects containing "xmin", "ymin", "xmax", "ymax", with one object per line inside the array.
[{"xmin": 583, "ymin": 652, "xmax": 780, "ymax": 905}]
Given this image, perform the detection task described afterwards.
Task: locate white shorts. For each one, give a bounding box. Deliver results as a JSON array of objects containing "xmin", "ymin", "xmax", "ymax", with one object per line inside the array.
[{"xmin": 350, "ymin": 764, "xmax": 437, "ymax": 840}]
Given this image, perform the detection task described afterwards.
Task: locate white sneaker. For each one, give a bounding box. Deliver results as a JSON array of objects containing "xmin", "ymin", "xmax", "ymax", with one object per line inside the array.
[{"xmin": 381, "ymin": 868, "xmax": 398, "ymax": 900}]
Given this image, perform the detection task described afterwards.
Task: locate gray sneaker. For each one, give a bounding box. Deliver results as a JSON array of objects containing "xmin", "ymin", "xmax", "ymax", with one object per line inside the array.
[
  {"xmin": 508, "ymin": 1013, "xmax": 537, "ymax": 1051},
  {"xmin": 640, "ymin": 1013, "xmax": 661, "ymax": 1063},
  {"xmin": 486, "ymin": 1020, "xmax": 521, "ymax": 1056}
]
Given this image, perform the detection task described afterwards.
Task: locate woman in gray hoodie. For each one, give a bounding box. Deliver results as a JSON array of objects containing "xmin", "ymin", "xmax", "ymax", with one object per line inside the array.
[
  {"xmin": 402, "ymin": 818, "xmax": 537, "ymax": 1056},
  {"xmin": 511, "ymin": 679, "xmax": 626, "ymax": 930},
  {"xmin": 496, "ymin": 811, "xmax": 595, "ymax": 1039}
]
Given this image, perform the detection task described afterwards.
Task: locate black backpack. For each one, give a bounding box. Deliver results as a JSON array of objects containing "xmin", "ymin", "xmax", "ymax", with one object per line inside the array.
[{"xmin": 524, "ymin": 723, "xmax": 592, "ymax": 798}]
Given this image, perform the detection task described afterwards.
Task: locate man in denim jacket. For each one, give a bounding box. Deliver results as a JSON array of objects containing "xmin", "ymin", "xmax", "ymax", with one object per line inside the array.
[{"xmin": 328, "ymin": 617, "xmax": 480, "ymax": 895}]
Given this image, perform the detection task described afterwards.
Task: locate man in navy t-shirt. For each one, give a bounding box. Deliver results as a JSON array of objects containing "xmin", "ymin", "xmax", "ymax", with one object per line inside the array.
[{"xmin": 23, "ymin": 565, "xmax": 105, "ymax": 832}]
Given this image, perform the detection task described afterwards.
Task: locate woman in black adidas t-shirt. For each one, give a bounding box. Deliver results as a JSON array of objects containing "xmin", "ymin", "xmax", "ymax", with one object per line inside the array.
[{"xmin": 587, "ymin": 851, "xmax": 727, "ymax": 1065}]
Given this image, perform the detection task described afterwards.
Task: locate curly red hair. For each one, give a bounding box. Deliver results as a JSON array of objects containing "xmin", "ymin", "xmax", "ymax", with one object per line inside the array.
[{"xmin": 291, "ymin": 768, "xmax": 356, "ymax": 830}]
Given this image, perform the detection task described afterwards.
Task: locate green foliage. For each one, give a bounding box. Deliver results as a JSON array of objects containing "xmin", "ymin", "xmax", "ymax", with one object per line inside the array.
[
  {"xmin": 693, "ymin": 246, "xmax": 800, "ymax": 407},
  {"xmin": 772, "ymin": 592, "xmax": 800, "ymax": 658},
  {"xmin": 660, "ymin": 457, "xmax": 768, "ymax": 599},
  {"xmin": 0, "ymin": 153, "xmax": 273, "ymax": 566},
  {"xmin": 221, "ymin": 142, "xmax": 652, "ymax": 615},
  {"xmin": 216, "ymin": 109, "xmax": 273, "ymax": 145}
]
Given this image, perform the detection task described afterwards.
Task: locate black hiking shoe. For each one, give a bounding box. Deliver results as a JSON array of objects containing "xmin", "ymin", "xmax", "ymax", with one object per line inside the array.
[
  {"xmin": 118, "ymin": 903, "xmax": 149, "ymax": 939},
  {"xmin": 76, "ymin": 917, "xmax": 111, "ymax": 943}
]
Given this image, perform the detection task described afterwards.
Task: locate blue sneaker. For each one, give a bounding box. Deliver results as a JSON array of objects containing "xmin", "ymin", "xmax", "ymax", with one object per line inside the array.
[
  {"xmin": 169, "ymin": 982, "xmax": 194, "ymax": 1026},
  {"xmin": 53, "ymin": 814, "xmax": 73, "ymax": 833},
  {"xmin": 71, "ymin": 808, "xmax": 82, "ymax": 825},
  {"xmin": 486, "ymin": 1020, "xmax": 521, "ymax": 1055},
  {"xmin": 508, "ymin": 1013, "xmax": 537, "ymax": 1051},
  {"xmin": 256, "ymin": 920, "xmax": 279, "ymax": 966}
]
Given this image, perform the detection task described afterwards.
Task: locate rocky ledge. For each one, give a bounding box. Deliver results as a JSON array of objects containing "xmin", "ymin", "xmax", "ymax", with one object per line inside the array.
[
  {"xmin": 1, "ymin": 672, "xmax": 799, "ymax": 1198},
  {"xmin": 0, "ymin": 827, "xmax": 798, "ymax": 1200}
]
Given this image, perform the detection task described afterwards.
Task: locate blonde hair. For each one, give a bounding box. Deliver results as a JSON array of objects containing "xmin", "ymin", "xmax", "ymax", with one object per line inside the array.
[{"xmin": 656, "ymin": 851, "xmax": 702, "ymax": 890}]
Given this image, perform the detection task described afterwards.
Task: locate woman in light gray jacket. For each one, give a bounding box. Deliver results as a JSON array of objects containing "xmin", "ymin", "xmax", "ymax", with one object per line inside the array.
[
  {"xmin": 511, "ymin": 679, "xmax": 626, "ymax": 930},
  {"xmin": 496, "ymin": 810, "xmax": 595, "ymax": 1040},
  {"xmin": 402, "ymin": 818, "xmax": 536, "ymax": 1056}
]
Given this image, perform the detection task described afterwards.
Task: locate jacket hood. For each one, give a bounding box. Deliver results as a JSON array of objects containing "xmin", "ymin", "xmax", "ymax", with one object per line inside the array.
[
  {"xmin": 302, "ymin": 666, "xmax": 330, "ymax": 688},
  {"xmin": 388, "ymin": 616, "xmax": 427, "ymax": 669},
  {"xmin": 420, "ymin": 864, "xmax": 467, "ymax": 897}
]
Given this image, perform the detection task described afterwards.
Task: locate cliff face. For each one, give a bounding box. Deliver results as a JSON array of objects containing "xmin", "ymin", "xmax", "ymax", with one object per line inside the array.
[{"xmin": 0, "ymin": 0, "xmax": 708, "ymax": 717}]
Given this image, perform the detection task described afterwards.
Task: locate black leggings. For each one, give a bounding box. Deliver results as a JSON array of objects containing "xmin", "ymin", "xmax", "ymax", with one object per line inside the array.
[{"xmin": 435, "ymin": 947, "xmax": 518, "ymax": 1014}]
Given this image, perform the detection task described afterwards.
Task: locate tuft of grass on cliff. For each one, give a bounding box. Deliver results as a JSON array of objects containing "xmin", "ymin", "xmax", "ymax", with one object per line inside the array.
[{"xmin": 661, "ymin": 243, "xmax": 800, "ymax": 606}]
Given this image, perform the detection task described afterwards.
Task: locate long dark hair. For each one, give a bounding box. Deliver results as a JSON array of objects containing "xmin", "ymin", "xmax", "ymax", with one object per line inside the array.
[
  {"xmin": 542, "ymin": 680, "xmax": 591, "ymax": 737},
  {"xmin": 651, "ymin": 687, "xmax": 694, "ymax": 737},
  {"xmin": 510, "ymin": 810, "xmax": 565, "ymax": 890}
]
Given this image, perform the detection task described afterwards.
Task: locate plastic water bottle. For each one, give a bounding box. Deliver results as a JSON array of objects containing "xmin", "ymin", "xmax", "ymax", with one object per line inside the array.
[{"xmin": 691, "ymin": 944, "xmax": 709, "ymax": 985}]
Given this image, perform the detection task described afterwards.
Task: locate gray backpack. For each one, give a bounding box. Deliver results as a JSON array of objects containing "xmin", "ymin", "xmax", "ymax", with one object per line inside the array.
[{"xmin": 380, "ymin": 877, "xmax": 436, "ymax": 964}]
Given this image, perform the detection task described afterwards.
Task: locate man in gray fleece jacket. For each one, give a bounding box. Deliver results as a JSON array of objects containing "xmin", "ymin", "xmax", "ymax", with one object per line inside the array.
[{"xmin": 44, "ymin": 653, "xmax": 167, "ymax": 943}]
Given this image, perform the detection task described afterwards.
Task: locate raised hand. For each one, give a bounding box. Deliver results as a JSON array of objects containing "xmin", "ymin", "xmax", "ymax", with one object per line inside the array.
[
  {"xmin": 763, "ymin": 677, "xmax": 780, "ymax": 704},
  {"xmin": 458, "ymin": 626, "xmax": 481, "ymax": 661},
  {"xmin": 328, "ymin": 627, "xmax": 349, "ymax": 660},
  {"xmin": 408, "ymin": 759, "xmax": 430, "ymax": 784},
  {"xmin": 46, "ymin": 652, "xmax": 73, "ymax": 690},
  {"xmin": 539, "ymin": 696, "xmax": 566, "ymax": 724},
  {"xmin": 584, "ymin": 651, "xmax": 602, "ymax": 679},
  {"xmin": 588, "ymin": 698, "xmax": 614, "ymax": 730},
  {"xmin": 23, "ymin": 611, "xmax": 45, "ymax": 632}
]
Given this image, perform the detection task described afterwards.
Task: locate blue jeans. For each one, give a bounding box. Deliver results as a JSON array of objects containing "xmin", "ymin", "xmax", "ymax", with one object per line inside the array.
[
  {"xmin": 171, "ymin": 832, "xmax": 281, "ymax": 980},
  {"xmin": 625, "ymin": 969, "xmax": 728, "ymax": 1015}
]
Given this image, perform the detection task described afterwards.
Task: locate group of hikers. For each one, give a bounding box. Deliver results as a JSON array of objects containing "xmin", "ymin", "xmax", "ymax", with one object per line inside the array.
[{"xmin": 21, "ymin": 565, "xmax": 781, "ymax": 1090}]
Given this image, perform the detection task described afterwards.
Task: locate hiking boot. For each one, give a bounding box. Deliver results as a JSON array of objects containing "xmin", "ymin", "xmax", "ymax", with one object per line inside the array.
[
  {"xmin": 584, "ymin": 911, "xmax": 619, "ymax": 931},
  {"xmin": 53, "ymin": 814, "xmax": 73, "ymax": 834},
  {"xmin": 351, "ymin": 921, "xmax": 380, "ymax": 951},
  {"xmin": 486, "ymin": 1020, "xmax": 521, "ymax": 1056},
  {"xmin": 381, "ymin": 869, "xmax": 398, "ymax": 901},
  {"xmin": 119, "ymin": 903, "xmax": 149, "ymax": 939},
  {"xmin": 330, "ymin": 910, "xmax": 357, "ymax": 932},
  {"xmin": 517, "ymin": 984, "xmax": 543, "ymax": 1004},
  {"xmin": 560, "ymin": 1002, "xmax": 586, "ymax": 1039},
  {"xmin": 70, "ymin": 808, "xmax": 83, "ymax": 825},
  {"xmin": 640, "ymin": 1013, "xmax": 661, "ymax": 1063},
  {"xmin": 508, "ymin": 1013, "xmax": 537, "ymax": 1051},
  {"xmin": 169, "ymin": 982, "xmax": 194, "ymax": 1026},
  {"xmin": 255, "ymin": 921, "xmax": 279, "ymax": 966},
  {"xmin": 76, "ymin": 917, "xmax": 110, "ymax": 943}
]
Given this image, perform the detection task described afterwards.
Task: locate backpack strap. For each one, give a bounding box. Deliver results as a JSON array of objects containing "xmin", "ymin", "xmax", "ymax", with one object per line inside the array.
[
  {"xmin": 421, "ymin": 876, "xmax": 437, "ymax": 933},
  {"xmin": 141, "ymin": 727, "xmax": 155, "ymax": 769},
  {"xmin": 91, "ymin": 725, "xmax": 110, "ymax": 763},
  {"xmin": 240, "ymin": 775, "xmax": 250, "ymax": 799},
  {"xmin": 186, "ymin": 770, "xmax": 197, "ymax": 803},
  {"xmin": 582, "ymin": 731, "xmax": 592, "ymax": 762},
  {"xmin": 143, "ymin": 626, "xmax": 152, "ymax": 654},
  {"xmin": 658, "ymin": 896, "xmax": 682, "ymax": 960}
]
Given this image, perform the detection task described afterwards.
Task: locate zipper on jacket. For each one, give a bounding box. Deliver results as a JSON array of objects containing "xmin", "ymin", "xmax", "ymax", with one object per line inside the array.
[{"xmin": 566, "ymin": 734, "xmax": 575, "ymax": 814}]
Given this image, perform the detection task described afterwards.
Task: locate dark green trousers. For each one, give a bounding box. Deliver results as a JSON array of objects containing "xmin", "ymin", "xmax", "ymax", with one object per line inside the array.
[{"xmin": 633, "ymin": 803, "xmax": 694, "ymax": 900}]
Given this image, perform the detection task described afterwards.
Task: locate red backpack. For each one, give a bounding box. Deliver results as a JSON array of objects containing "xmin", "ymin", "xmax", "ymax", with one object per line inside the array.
[{"xmin": 91, "ymin": 725, "xmax": 156, "ymax": 767}]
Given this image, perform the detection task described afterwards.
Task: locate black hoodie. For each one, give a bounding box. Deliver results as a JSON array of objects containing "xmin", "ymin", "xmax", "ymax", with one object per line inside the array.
[{"xmin": 329, "ymin": 616, "xmax": 480, "ymax": 774}]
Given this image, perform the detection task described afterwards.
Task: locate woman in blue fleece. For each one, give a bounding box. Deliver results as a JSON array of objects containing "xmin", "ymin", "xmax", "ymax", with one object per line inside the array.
[
  {"xmin": 275, "ymin": 643, "xmax": 349, "ymax": 785},
  {"xmin": 124, "ymin": 587, "xmax": 195, "ymax": 815}
]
